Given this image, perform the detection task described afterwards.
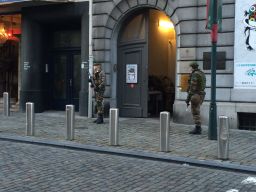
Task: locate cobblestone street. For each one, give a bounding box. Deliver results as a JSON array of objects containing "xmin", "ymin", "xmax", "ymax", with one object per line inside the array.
[
  {"xmin": 1, "ymin": 140, "xmax": 256, "ymax": 192},
  {"xmin": 0, "ymin": 111, "xmax": 256, "ymax": 167}
]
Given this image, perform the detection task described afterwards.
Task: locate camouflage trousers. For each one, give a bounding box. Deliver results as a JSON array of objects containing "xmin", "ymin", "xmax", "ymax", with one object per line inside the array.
[
  {"xmin": 95, "ymin": 90, "xmax": 104, "ymax": 116},
  {"xmin": 191, "ymin": 94, "xmax": 204, "ymax": 126}
]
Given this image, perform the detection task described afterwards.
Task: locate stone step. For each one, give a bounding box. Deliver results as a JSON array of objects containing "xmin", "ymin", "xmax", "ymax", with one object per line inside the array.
[
  {"xmin": 0, "ymin": 97, "xmax": 19, "ymax": 111},
  {"xmin": 0, "ymin": 97, "xmax": 17, "ymax": 105}
]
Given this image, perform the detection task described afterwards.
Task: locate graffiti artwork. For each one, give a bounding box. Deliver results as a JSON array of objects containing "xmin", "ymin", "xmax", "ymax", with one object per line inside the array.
[{"xmin": 244, "ymin": 4, "xmax": 256, "ymax": 50}]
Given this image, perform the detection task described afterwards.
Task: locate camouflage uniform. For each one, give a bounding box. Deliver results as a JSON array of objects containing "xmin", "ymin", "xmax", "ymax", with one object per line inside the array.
[
  {"xmin": 92, "ymin": 64, "xmax": 105, "ymax": 124},
  {"xmin": 186, "ymin": 62, "xmax": 206, "ymax": 134}
]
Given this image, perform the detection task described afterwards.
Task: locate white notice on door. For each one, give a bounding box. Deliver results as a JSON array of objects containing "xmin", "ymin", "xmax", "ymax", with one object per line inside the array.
[{"xmin": 126, "ymin": 64, "xmax": 137, "ymax": 83}]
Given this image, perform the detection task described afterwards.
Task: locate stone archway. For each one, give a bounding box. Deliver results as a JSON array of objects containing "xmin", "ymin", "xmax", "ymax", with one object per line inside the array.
[{"xmin": 92, "ymin": 0, "xmax": 181, "ymax": 108}]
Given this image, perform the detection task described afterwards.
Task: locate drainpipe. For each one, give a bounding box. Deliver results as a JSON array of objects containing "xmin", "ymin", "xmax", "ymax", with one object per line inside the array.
[{"xmin": 88, "ymin": 0, "xmax": 93, "ymax": 118}]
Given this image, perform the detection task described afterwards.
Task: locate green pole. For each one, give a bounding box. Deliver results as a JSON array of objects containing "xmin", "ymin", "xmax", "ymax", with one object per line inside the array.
[{"xmin": 208, "ymin": 0, "xmax": 218, "ymax": 140}]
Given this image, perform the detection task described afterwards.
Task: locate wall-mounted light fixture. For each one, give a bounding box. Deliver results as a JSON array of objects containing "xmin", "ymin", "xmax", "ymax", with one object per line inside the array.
[
  {"xmin": 159, "ymin": 20, "xmax": 174, "ymax": 29},
  {"xmin": 0, "ymin": 23, "xmax": 8, "ymax": 44}
]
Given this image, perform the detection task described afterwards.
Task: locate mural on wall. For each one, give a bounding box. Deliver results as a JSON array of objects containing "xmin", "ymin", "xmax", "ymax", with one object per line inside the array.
[
  {"xmin": 234, "ymin": 1, "xmax": 256, "ymax": 88},
  {"xmin": 244, "ymin": 4, "xmax": 256, "ymax": 50}
]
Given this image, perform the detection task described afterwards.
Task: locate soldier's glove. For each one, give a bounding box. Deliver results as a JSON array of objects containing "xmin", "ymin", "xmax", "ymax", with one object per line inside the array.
[{"xmin": 89, "ymin": 79, "xmax": 94, "ymax": 88}]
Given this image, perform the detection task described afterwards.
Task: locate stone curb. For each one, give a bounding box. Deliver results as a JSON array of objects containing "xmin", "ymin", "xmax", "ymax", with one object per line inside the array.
[{"xmin": 1, "ymin": 134, "xmax": 256, "ymax": 175}]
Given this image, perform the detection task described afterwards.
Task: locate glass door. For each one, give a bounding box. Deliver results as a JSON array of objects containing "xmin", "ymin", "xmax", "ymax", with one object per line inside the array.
[
  {"xmin": 71, "ymin": 53, "xmax": 81, "ymax": 109},
  {"xmin": 52, "ymin": 51, "xmax": 81, "ymax": 110}
]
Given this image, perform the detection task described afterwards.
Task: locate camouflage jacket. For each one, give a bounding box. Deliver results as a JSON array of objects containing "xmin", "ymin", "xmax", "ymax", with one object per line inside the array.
[
  {"xmin": 187, "ymin": 69, "xmax": 206, "ymax": 101},
  {"xmin": 93, "ymin": 70, "xmax": 105, "ymax": 92}
]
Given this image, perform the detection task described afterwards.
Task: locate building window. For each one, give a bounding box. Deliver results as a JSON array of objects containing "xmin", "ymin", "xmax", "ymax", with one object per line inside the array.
[
  {"xmin": 238, "ymin": 112, "xmax": 256, "ymax": 131},
  {"xmin": 203, "ymin": 51, "xmax": 226, "ymax": 70},
  {"xmin": 120, "ymin": 13, "xmax": 146, "ymax": 43},
  {"xmin": 53, "ymin": 30, "xmax": 81, "ymax": 48}
]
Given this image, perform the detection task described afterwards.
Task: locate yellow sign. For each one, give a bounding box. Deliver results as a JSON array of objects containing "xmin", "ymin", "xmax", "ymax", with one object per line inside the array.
[{"xmin": 180, "ymin": 75, "xmax": 190, "ymax": 92}]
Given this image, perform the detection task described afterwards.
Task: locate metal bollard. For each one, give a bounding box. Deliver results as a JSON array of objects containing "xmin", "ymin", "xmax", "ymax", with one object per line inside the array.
[
  {"xmin": 3, "ymin": 92, "xmax": 10, "ymax": 116},
  {"xmin": 26, "ymin": 102, "xmax": 35, "ymax": 136},
  {"xmin": 160, "ymin": 111, "xmax": 170, "ymax": 152},
  {"xmin": 66, "ymin": 105, "xmax": 75, "ymax": 140},
  {"xmin": 218, "ymin": 116, "xmax": 229, "ymax": 160},
  {"xmin": 109, "ymin": 108, "xmax": 119, "ymax": 146}
]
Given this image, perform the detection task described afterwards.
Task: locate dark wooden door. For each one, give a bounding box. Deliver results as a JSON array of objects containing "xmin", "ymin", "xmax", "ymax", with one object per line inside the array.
[
  {"xmin": 118, "ymin": 44, "xmax": 148, "ymax": 117},
  {"xmin": 117, "ymin": 10, "xmax": 149, "ymax": 117}
]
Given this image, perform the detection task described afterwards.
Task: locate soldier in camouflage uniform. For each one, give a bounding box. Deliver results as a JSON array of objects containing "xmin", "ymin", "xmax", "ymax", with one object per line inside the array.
[
  {"xmin": 186, "ymin": 62, "xmax": 206, "ymax": 134},
  {"xmin": 91, "ymin": 63, "xmax": 105, "ymax": 124}
]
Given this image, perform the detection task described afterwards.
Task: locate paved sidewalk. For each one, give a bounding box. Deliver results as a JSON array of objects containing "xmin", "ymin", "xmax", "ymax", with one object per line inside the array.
[{"xmin": 0, "ymin": 111, "xmax": 256, "ymax": 169}]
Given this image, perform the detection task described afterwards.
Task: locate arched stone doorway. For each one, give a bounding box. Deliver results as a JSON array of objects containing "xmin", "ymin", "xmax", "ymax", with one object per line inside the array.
[
  {"xmin": 92, "ymin": 0, "xmax": 180, "ymax": 118},
  {"xmin": 116, "ymin": 9, "xmax": 176, "ymax": 117}
]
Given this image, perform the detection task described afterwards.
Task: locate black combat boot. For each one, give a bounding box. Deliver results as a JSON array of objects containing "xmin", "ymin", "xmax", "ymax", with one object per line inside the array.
[
  {"xmin": 93, "ymin": 115, "xmax": 101, "ymax": 123},
  {"xmin": 189, "ymin": 125, "xmax": 202, "ymax": 135},
  {"xmin": 96, "ymin": 114, "xmax": 104, "ymax": 124}
]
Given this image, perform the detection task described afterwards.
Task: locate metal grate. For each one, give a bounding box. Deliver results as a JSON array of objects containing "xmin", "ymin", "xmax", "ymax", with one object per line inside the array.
[{"xmin": 238, "ymin": 113, "xmax": 256, "ymax": 131}]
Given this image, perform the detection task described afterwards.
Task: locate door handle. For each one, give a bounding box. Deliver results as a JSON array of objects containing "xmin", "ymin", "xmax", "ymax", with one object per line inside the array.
[{"xmin": 69, "ymin": 79, "xmax": 72, "ymax": 86}]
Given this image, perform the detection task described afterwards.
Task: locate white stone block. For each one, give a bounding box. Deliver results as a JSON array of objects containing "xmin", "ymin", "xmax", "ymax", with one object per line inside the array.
[
  {"xmin": 206, "ymin": 74, "xmax": 233, "ymax": 87},
  {"xmin": 93, "ymin": 2, "xmax": 114, "ymax": 14},
  {"xmin": 127, "ymin": 0, "xmax": 138, "ymax": 8},
  {"xmin": 138, "ymin": 0, "xmax": 147, "ymax": 5},
  {"xmin": 104, "ymin": 51, "xmax": 111, "ymax": 62},
  {"xmin": 179, "ymin": 48, "xmax": 196, "ymax": 61},
  {"xmin": 176, "ymin": 61, "xmax": 192, "ymax": 73},
  {"xmin": 178, "ymin": 21, "xmax": 197, "ymax": 34},
  {"xmin": 165, "ymin": 4, "xmax": 175, "ymax": 18},
  {"xmin": 111, "ymin": 7, "xmax": 122, "ymax": 20},
  {"xmin": 103, "ymin": 62, "xmax": 112, "ymax": 74},
  {"xmin": 148, "ymin": 0, "xmax": 157, "ymax": 6},
  {"xmin": 178, "ymin": 0, "xmax": 198, "ymax": 7},
  {"xmin": 92, "ymin": 27, "xmax": 105, "ymax": 38},
  {"xmin": 93, "ymin": 14, "xmax": 108, "ymax": 27},
  {"xmin": 106, "ymin": 17, "xmax": 116, "ymax": 29},
  {"xmin": 231, "ymin": 89, "xmax": 256, "ymax": 102},
  {"xmin": 156, "ymin": 0, "xmax": 167, "ymax": 9},
  {"xmin": 176, "ymin": 7, "xmax": 197, "ymax": 20},
  {"xmin": 94, "ymin": 39, "xmax": 105, "ymax": 50},
  {"xmin": 179, "ymin": 34, "xmax": 197, "ymax": 47},
  {"xmin": 118, "ymin": 0, "xmax": 129, "ymax": 13},
  {"xmin": 93, "ymin": 50, "xmax": 105, "ymax": 61}
]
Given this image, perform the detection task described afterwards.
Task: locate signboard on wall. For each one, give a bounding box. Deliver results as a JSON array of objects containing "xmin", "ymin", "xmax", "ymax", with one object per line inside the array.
[
  {"xmin": 126, "ymin": 64, "xmax": 137, "ymax": 83},
  {"xmin": 234, "ymin": 1, "xmax": 256, "ymax": 88},
  {"xmin": 234, "ymin": 64, "xmax": 256, "ymax": 88},
  {"xmin": 180, "ymin": 48, "xmax": 196, "ymax": 61},
  {"xmin": 180, "ymin": 74, "xmax": 189, "ymax": 92}
]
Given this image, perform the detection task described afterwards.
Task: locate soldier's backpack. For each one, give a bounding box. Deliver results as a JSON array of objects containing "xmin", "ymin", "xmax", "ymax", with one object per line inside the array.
[{"xmin": 194, "ymin": 70, "xmax": 206, "ymax": 91}]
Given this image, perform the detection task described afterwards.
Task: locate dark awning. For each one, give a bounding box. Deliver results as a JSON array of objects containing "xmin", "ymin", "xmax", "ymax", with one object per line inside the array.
[
  {"xmin": 0, "ymin": 0, "xmax": 27, "ymax": 4},
  {"xmin": 0, "ymin": 0, "xmax": 70, "ymax": 13},
  {"xmin": 0, "ymin": 0, "xmax": 69, "ymax": 4}
]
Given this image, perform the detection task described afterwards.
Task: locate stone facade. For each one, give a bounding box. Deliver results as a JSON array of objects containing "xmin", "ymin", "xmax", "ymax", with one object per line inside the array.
[
  {"xmin": 92, "ymin": 0, "xmax": 255, "ymax": 129},
  {"xmin": 1, "ymin": 0, "xmax": 253, "ymax": 129}
]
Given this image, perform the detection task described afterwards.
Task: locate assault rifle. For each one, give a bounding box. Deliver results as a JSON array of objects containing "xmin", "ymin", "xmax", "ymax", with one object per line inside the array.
[{"xmin": 88, "ymin": 71, "xmax": 96, "ymax": 88}]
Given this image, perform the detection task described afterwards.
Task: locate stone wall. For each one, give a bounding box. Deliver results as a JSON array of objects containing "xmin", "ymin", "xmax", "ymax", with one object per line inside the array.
[{"xmin": 92, "ymin": 0, "xmax": 254, "ymax": 129}]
